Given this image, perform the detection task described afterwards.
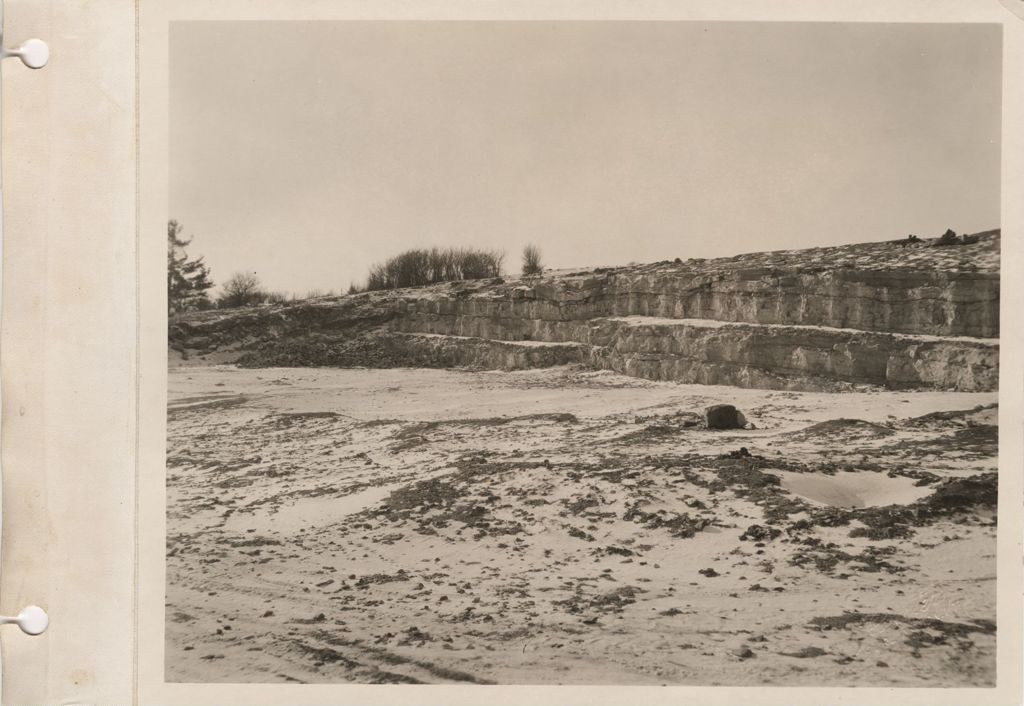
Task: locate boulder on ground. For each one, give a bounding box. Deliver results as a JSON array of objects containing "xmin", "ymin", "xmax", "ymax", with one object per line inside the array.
[
  {"xmin": 705, "ymin": 404, "xmax": 748, "ymax": 430},
  {"xmin": 732, "ymin": 646, "xmax": 755, "ymax": 660}
]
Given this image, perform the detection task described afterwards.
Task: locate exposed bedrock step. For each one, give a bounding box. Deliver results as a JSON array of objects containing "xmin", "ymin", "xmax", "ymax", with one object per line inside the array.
[
  {"xmin": 392, "ymin": 266, "xmax": 999, "ymax": 338},
  {"xmin": 389, "ymin": 333, "xmax": 584, "ymax": 371},
  {"xmin": 390, "ymin": 316, "xmax": 997, "ymax": 392}
]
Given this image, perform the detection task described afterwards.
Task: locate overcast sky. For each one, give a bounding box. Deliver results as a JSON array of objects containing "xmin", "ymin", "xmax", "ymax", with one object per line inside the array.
[{"xmin": 170, "ymin": 21, "xmax": 1001, "ymax": 296}]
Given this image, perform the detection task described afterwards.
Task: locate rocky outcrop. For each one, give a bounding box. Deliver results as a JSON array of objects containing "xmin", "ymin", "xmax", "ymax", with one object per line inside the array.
[
  {"xmin": 169, "ymin": 231, "xmax": 1000, "ymax": 392},
  {"xmin": 581, "ymin": 318, "xmax": 997, "ymax": 391},
  {"xmin": 390, "ymin": 334, "xmax": 584, "ymax": 371},
  {"xmin": 391, "ymin": 266, "xmax": 998, "ymax": 339},
  {"xmin": 389, "ymin": 230, "xmax": 1000, "ymax": 339}
]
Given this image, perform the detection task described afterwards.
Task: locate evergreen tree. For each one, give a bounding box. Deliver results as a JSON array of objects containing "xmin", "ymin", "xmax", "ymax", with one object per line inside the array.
[{"xmin": 167, "ymin": 220, "xmax": 214, "ymax": 314}]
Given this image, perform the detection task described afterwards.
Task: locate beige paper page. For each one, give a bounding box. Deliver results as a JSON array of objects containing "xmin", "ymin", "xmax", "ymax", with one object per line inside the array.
[
  {"xmin": 2, "ymin": 1, "xmax": 1023, "ymax": 705},
  {"xmin": 1, "ymin": 1, "xmax": 136, "ymax": 704}
]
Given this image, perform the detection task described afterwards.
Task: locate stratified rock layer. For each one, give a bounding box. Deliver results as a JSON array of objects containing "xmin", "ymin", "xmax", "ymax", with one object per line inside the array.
[{"xmin": 170, "ymin": 231, "xmax": 1000, "ymax": 392}]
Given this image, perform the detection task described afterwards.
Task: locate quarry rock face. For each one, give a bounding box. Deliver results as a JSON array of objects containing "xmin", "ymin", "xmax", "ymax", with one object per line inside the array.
[
  {"xmin": 170, "ymin": 231, "xmax": 1000, "ymax": 392},
  {"xmin": 394, "ymin": 266, "xmax": 998, "ymax": 339}
]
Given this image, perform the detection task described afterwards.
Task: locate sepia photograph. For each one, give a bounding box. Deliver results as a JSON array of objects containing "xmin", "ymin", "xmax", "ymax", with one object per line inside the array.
[{"xmin": 164, "ymin": 20, "xmax": 1001, "ymax": 687}]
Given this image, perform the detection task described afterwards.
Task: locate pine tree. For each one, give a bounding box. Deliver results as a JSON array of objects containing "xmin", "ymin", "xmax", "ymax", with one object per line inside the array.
[{"xmin": 167, "ymin": 220, "xmax": 214, "ymax": 314}]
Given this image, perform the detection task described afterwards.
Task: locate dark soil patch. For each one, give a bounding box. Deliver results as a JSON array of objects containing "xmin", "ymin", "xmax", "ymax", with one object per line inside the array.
[
  {"xmin": 811, "ymin": 614, "xmax": 994, "ymax": 634},
  {"xmin": 220, "ymin": 536, "xmax": 282, "ymax": 548},
  {"xmin": 367, "ymin": 462, "xmax": 526, "ymax": 538},
  {"xmin": 309, "ymin": 630, "xmax": 495, "ymax": 684},
  {"xmin": 623, "ymin": 501, "xmax": 711, "ymax": 538},
  {"xmin": 740, "ymin": 524, "xmax": 782, "ymax": 542},
  {"xmin": 554, "ymin": 585, "xmax": 645, "ymax": 615},
  {"xmin": 901, "ymin": 404, "xmax": 997, "ymax": 429},
  {"xmin": 780, "ymin": 646, "xmax": 827, "ymax": 658},
  {"xmin": 355, "ymin": 571, "xmax": 409, "ymax": 589},
  {"xmin": 809, "ymin": 612, "xmax": 995, "ymax": 656},
  {"xmin": 394, "ymin": 413, "xmax": 578, "ymax": 441},
  {"xmin": 563, "ymin": 494, "xmax": 602, "ymax": 515},
  {"xmin": 167, "ymin": 395, "xmax": 249, "ymax": 420},
  {"xmin": 808, "ymin": 472, "xmax": 997, "ymax": 540},
  {"xmin": 790, "ymin": 542, "xmax": 902, "ymax": 574},
  {"xmin": 615, "ymin": 422, "xmax": 698, "ymax": 444},
  {"xmin": 237, "ymin": 330, "xmax": 445, "ymax": 369},
  {"xmin": 783, "ymin": 418, "xmax": 896, "ymax": 443},
  {"xmin": 874, "ymin": 424, "xmax": 998, "ymax": 459}
]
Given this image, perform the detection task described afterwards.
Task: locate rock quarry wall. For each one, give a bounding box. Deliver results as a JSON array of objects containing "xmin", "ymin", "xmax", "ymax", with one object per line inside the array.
[
  {"xmin": 392, "ymin": 266, "xmax": 999, "ymax": 339},
  {"xmin": 583, "ymin": 320, "xmax": 997, "ymax": 391},
  {"xmin": 170, "ymin": 233, "xmax": 1000, "ymax": 392},
  {"xmin": 383, "ymin": 320, "xmax": 997, "ymax": 392}
]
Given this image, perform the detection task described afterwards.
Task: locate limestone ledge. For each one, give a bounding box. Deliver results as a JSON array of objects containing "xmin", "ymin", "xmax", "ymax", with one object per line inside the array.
[{"xmin": 387, "ymin": 317, "xmax": 997, "ymax": 392}]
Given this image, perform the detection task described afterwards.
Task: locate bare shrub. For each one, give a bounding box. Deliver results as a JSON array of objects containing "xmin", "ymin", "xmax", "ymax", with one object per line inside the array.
[
  {"xmin": 364, "ymin": 247, "xmax": 505, "ymax": 291},
  {"xmin": 218, "ymin": 271, "xmax": 266, "ymax": 308},
  {"xmin": 522, "ymin": 244, "xmax": 544, "ymax": 276},
  {"xmin": 303, "ymin": 288, "xmax": 336, "ymax": 300}
]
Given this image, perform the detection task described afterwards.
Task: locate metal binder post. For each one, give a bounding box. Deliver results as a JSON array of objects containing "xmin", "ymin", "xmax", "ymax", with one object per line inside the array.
[
  {"xmin": 0, "ymin": 11, "xmax": 50, "ymax": 638},
  {"xmin": 0, "ymin": 36, "xmax": 47, "ymax": 69},
  {"xmin": 0, "ymin": 606, "xmax": 48, "ymax": 636}
]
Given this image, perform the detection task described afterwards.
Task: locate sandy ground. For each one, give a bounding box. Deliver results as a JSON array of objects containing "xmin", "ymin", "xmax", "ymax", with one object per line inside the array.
[{"xmin": 166, "ymin": 365, "xmax": 997, "ymax": 685}]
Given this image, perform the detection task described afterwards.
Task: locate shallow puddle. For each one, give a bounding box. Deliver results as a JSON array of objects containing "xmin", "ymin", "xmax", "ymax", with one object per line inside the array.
[
  {"xmin": 224, "ymin": 482, "xmax": 404, "ymax": 534},
  {"xmin": 272, "ymin": 484, "xmax": 402, "ymax": 532},
  {"xmin": 772, "ymin": 470, "xmax": 933, "ymax": 508}
]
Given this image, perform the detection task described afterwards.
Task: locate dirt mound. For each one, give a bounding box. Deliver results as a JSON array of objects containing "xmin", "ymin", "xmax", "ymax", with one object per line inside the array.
[
  {"xmin": 236, "ymin": 330, "xmax": 408, "ymax": 368},
  {"xmin": 874, "ymin": 424, "xmax": 998, "ymax": 460},
  {"xmin": 902, "ymin": 403, "xmax": 998, "ymax": 429},
  {"xmin": 805, "ymin": 472, "xmax": 997, "ymax": 540},
  {"xmin": 782, "ymin": 418, "xmax": 895, "ymax": 443},
  {"xmin": 395, "ymin": 413, "xmax": 578, "ymax": 436}
]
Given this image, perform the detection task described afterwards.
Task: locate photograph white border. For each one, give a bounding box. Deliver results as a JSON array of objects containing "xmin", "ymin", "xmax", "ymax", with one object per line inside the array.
[{"xmin": 138, "ymin": 2, "xmax": 1024, "ymax": 704}]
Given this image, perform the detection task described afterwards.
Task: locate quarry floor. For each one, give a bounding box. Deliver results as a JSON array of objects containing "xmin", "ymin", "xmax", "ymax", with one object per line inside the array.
[{"xmin": 165, "ymin": 364, "xmax": 998, "ymax": 686}]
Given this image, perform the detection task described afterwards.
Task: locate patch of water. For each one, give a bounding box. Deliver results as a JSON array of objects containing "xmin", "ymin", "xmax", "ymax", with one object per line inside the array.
[
  {"xmin": 772, "ymin": 470, "xmax": 933, "ymax": 509},
  {"xmin": 224, "ymin": 482, "xmax": 403, "ymax": 534},
  {"xmin": 226, "ymin": 467, "xmax": 458, "ymax": 534},
  {"xmin": 271, "ymin": 484, "xmax": 402, "ymax": 533}
]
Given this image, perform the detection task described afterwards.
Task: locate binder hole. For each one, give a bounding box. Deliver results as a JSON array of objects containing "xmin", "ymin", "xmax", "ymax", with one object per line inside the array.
[{"xmin": 16, "ymin": 605, "xmax": 48, "ymax": 635}]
